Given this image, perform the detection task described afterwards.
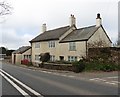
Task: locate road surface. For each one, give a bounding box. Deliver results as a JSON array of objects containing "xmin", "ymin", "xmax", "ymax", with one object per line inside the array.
[{"xmin": 0, "ymin": 61, "xmax": 119, "ymax": 97}]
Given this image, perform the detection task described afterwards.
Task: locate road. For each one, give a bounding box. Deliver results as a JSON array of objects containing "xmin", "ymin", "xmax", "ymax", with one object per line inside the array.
[{"xmin": 0, "ymin": 61, "xmax": 119, "ymax": 97}]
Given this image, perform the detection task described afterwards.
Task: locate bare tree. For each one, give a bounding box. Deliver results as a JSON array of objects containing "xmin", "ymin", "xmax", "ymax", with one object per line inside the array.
[
  {"xmin": 0, "ymin": 1, "xmax": 12, "ymax": 16},
  {"xmin": 87, "ymin": 41, "xmax": 109, "ymax": 48}
]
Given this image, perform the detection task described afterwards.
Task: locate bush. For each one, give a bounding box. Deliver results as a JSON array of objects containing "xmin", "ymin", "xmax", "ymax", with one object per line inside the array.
[
  {"xmin": 85, "ymin": 60, "xmax": 119, "ymax": 72},
  {"xmin": 21, "ymin": 59, "xmax": 32, "ymax": 66},
  {"xmin": 72, "ymin": 61, "xmax": 85, "ymax": 73},
  {"xmin": 40, "ymin": 53, "xmax": 50, "ymax": 62}
]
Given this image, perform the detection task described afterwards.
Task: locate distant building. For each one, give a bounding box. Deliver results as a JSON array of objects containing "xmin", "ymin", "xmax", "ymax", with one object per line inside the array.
[
  {"xmin": 29, "ymin": 13, "xmax": 112, "ymax": 64},
  {"xmin": 12, "ymin": 46, "xmax": 31, "ymax": 64},
  {"xmin": 0, "ymin": 47, "xmax": 6, "ymax": 60}
]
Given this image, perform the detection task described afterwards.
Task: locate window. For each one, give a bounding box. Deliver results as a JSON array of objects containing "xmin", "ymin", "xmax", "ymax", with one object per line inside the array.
[
  {"xmin": 48, "ymin": 41, "xmax": 55, "ymax": 48},
  {"xmin": 24, "ymin": 55, "xmax": 31, "ymax": 61},
  {"xmin": 35, "ymin": 55, "xmax": 40, "ymax": 61},
  {"xmin": 68, "ymin": 56, "xmax": 77, "ymax": 62},
  {"xmin": 69, "ymin": 42, "xmax": 76, "ymax": 51},
  {"xmin": 35, "ymin": 42, "xmax": 40, "ymax": 48},
  {"xmin": 50, "ymin": 55, "xmax": 55, "ymax": 61}
]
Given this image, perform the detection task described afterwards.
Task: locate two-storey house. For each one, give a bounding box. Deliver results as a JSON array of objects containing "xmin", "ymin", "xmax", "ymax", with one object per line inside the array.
[{"xmin": 30, "ymin": 13, "xmax": 112, "ymax": 64}]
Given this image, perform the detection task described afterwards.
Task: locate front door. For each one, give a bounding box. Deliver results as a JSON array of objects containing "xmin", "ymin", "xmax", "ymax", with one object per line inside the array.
[{"xmin": 14, "ymin": 54, "xmax": 16, "ymax": 64}]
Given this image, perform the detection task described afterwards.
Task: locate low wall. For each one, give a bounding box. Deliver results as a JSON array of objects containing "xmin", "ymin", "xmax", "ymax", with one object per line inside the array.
[{"xmin": 38, "ymin": 62, "xmax": 73, "ymax": 71}]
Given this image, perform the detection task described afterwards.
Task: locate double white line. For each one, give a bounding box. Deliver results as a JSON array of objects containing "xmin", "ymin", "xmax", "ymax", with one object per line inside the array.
[{"xmin": 0, "ymin": 69, "xmax": 43, "ymax": 97}]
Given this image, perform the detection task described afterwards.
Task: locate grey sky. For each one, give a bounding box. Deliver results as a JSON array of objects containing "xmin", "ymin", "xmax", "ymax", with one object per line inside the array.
[{"xmin": 0, "ymin": 0, "xmax": 118, "ymax": 49}]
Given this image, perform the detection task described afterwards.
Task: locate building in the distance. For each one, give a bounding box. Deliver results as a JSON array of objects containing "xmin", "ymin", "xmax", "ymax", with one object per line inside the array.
[{"xmin": 12, "ymin": 46, "xmax": 31, "ymax": 64}]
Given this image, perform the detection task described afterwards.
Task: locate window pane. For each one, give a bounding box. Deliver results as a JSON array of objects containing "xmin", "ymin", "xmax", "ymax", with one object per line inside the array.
[
  {"xmin": 49, "ymin": 41, "xmax": 55, "ymax": 48},
  {"xmin": 69, "ymin": 42, "xmax": 76, "ymax": 51},
  {"xmin": 35, "ymin": 55, "xmax": 39, "ymax": 61},
  {"xmin": 35, "ymin": 42, "xmax": 40, "ymax": 48}
]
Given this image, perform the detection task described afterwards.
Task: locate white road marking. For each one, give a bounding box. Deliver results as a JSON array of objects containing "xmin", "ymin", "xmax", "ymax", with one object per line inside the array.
[
  {"xmin": 90, "ymin": 78, "xmax": 106, "ymax": 82},
  {"xmin": 0, "ymin": 72, "xmax": 29, "ymax": 96},
  {"xmin": 89, "ymin": 76, "xmax": 119, "ymax": 86},
  {"xmin": 68, "ymin": 75, "xmax": 75, "ymax": 78},
  {"xmin": 106, "ymin": 76, "xmax": 118, "ymax": 79},
  {"xmin": 105, "ymin": 82, "xmax": 117, "ymax": 85},
  {"xmin": 0, "ymin": 69, "xmax": 43, "ymax": 97},
  {"xmin": 111, "ymin": 81, "xmax": 120, "ymax": 84}
]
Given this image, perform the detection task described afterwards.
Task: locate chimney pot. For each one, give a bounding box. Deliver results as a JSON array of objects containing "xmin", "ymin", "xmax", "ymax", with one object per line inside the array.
[
  {"xmin": 42, "ymin": 23, "xmax": 47, "ymax": 32},
  {"xmin": 96, "ymin": 13, "xmax": 102, "ymax": 27},
  {"xmin": 69, "ymin": 14, "xmax": 76, "ymax": 26},
  {"xmin": 96, "ymin": 13, "xmax": 101, "ymax": 19}
]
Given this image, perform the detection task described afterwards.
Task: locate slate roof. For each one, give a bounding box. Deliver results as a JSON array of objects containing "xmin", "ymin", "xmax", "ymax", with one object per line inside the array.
[
  {"xmin": 30, "ymin": 26, "xmax": 70, "ymax": 42},
  {"xmin": 12, "ymin": 46, "xmax": 31, "ymax": 54},
  {"xmin": 30, "ymin": 25, "xmax": 111, "ymax": 43},
  {"xmin": 60, "ymin": 25, "xmax": 99, "ymax": 43}
]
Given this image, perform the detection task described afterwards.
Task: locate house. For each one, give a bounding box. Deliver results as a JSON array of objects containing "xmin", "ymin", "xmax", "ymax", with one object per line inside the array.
[
  {"xmin": 29, "ymin": 13, "xmax": 112, "ymax": 64},
  {"xmin": 12, "ymin": 46, "xmax": 31, "ymax": 64}
]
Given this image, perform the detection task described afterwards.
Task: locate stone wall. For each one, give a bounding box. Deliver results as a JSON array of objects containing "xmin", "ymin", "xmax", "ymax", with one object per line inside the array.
[{"xmin": 88, "ymin": 47, "xmax": 120, "ymax": 64}]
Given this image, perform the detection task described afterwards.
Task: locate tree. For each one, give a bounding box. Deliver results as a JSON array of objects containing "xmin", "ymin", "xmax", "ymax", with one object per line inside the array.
[
  {"xmin": 0, "ymin": 47, "xmax": 7, "ymax": 54},
  {"xmin": 0, "ymin": 1, "xmax": 12, "ymax": 16}
]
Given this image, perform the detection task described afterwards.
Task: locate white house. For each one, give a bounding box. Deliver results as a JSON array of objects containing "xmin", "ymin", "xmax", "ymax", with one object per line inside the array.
[{"xmin": 29, "ymin": 13, "xmax": 112, "ymax": 64}]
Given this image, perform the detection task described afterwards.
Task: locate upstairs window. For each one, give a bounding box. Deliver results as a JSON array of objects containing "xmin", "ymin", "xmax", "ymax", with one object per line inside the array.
[
  {"xmin": 48, "ymin": 41, "xmax": 55, "ymax": 48},
  {"xmin": 69, "ymin": 42, "xmax": 76, "ymax": 51},
  {"xmin": 35, "ymin": 42, "xmax": 40, "ymax": 48}
]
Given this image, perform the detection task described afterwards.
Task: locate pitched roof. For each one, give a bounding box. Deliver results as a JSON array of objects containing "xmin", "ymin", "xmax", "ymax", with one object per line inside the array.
[
  {"xmin": 12, "ymin": 46, "xmax": 31, "ymax": 54},
  {"xmin": 60, "ymin": 25, "xmax": 99, "ymax": 43},
  {"xmin": 30, "ymin": 26, "xmax": 70, "ymax": 42}
]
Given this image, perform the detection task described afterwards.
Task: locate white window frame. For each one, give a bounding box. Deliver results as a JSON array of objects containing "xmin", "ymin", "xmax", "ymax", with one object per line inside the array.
[
  {"xmin": 48, "ymin": 41, "xmax": 55, "ymax": 48},
  {"xmin": 50, "ymin": 55, "xmax": 55, "ymax": 61},
  {"xmin": 68, "ymin": 56, "xmax": 77, "ymax": 62},
  {"xmin": 35, "ymin": 55, "xmax": 40, "ymax": 61},
  {"xmin": 69, "ymin": 42, "xmax": 76, "ymax": 51},
  {"xmin": 35, "ymin": 42, "xmax": 40, "ymax": 48}
]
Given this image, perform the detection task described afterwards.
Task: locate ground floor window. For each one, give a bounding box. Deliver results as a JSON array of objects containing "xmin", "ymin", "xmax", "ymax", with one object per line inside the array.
[
  {"xmin": 68, "ymin": 56, "xmax": 77, "ymax": 62},
  {"xmin": 35, "ymin": 55, "xmax": 40, "ymax": 61},
  {"xmin": 24, "ymin": 55, "xmax": 31, "ymax": 61},
  {"xmin": 50, "ymin": 55, "xmax": 55, "ymax": 61}
]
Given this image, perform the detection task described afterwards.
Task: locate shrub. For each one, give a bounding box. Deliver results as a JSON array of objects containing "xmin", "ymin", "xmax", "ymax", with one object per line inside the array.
[
  {"xmin": 21, "ymin": 59, "xmax": 32, "ymax": 66},
  {"xmin": 85, "ymin": 60, "xmax": 118, "ymax": 72},
  {"xmin": 72, "ymin": 61, "xmax": 85, "ymax": 73},
  {"xmin": 40, "ymin": 53, "xmax": 50, "ymax": 62}
]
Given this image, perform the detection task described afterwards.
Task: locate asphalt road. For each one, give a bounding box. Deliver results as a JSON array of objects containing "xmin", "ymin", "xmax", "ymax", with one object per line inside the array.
[{"xmin": 0, "ymin": 61, "xmax": 119, "ymax": 97}]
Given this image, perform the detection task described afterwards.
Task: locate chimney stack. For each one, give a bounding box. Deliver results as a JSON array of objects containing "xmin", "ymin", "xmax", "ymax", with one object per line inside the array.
[
  {"xmin": 42, "ymin": 23, "xmax": 47, "ymax": 32},
  {"xmin": 69, "ymin": 14, "xmax": 76, "ymax": 26},
  {"xmin": 96, "ymin": 13, "xmax": 102, "ymax": 27}
]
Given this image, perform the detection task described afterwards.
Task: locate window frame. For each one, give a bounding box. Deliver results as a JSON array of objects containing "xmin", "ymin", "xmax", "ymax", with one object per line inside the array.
[
  {"xmin": 48, "ymin": 41, "xmax": 55, "ymax": 48},
  {"xmin": 35, "ymin": 42, "xmax": 40, "ymax": 48},
  {"xmin": 68, "ymin": 56, "xmax": 77, "ymax": 62},
  {"xmin": 69, "ymin": 42, "xmax": 76, "ymax": 51},
  {"xmin": 50, "ymin": 55, "xmax": 55, "ymax": 61},
  {"xmin": 35, "ymin": 55, "xmax": 40, "ymax": 61}
]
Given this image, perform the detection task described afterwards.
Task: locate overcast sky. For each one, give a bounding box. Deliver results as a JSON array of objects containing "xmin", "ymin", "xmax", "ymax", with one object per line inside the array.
[{"xmin": 0, "ymin": 0, "xmax": 119, "ymax": 49}]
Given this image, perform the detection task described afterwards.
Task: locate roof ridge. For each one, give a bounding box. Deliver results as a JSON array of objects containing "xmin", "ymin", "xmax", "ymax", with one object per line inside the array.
[
  {"xmin": 45, "ymin": 25, "xmax": 70, "ymax": 32},
  {"xmin": 77, "ymin": 25, "xmax": 96, "ymax": 30}
]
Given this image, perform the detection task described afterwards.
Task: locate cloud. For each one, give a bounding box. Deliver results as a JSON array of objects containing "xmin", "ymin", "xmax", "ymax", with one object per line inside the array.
[
  {"xmin": 1, "ymin": 28, "xmax": 34, "ymax": 49},
  {"xmin": 0, "ymin": 0, "xmax": 118, "ymax": 49}
]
